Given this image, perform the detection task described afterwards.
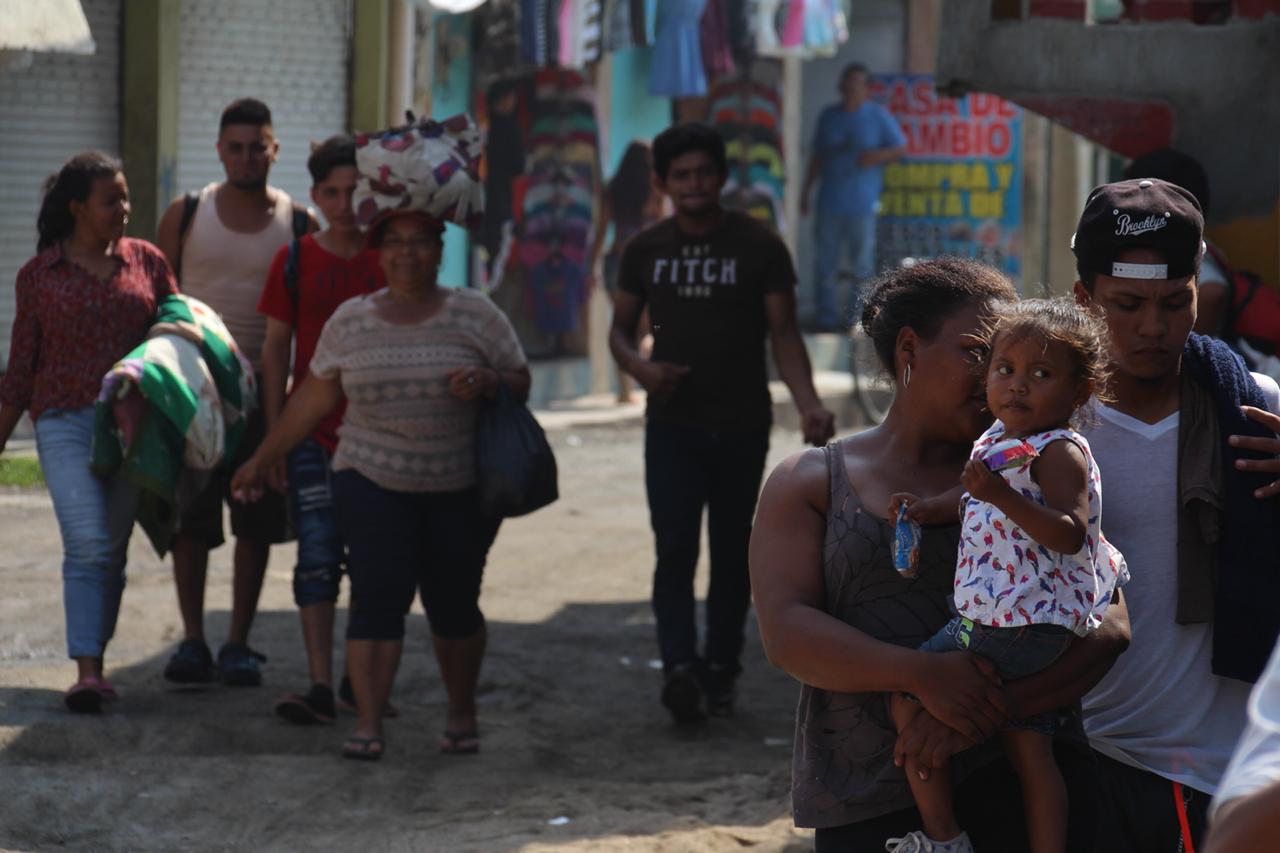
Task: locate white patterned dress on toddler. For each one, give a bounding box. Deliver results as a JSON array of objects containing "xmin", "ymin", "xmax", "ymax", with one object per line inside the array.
[{"xmin": 955, "ymin": 422, "xmax": 1129, "ymax": 635}]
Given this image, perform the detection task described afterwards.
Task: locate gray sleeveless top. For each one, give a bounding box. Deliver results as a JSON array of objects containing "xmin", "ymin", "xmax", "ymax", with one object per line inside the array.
[{"xmin": 792, "ymin": 441, "xmax": 962, "ymax": 829}]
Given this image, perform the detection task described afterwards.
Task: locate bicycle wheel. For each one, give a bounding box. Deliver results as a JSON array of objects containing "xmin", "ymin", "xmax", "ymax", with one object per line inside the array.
[{"xmin": 849, "ymin": 326, "xmax": 893, "ymax": 425}]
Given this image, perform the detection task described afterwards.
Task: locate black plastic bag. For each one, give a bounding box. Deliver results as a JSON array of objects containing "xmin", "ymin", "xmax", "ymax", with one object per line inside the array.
[{"xmin": 476, "ymin": 383, "xmax": 558, "ymax": 518}]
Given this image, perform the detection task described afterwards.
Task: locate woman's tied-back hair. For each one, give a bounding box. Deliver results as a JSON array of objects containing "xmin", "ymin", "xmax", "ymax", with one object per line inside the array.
[
  {"xmin": 987, "ymin": 297, "xmax": 1114, "ymax": 410},
  {"xmin": 36, "ymin": 150, "xmax": 123, "ymax": 252},
  {"xmin": 609, "ymin": 141, "xmax": 655, "ymax": 225},
  {"xmin": 860, "ymin": 257, "xmax": 1017, "ymax": 375}
]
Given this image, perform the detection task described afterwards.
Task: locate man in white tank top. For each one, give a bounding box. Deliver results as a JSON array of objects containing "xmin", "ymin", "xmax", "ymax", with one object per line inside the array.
[
  {"xmin": 1069, "ymin": 178, "xmax": 1280, "ymax": 851},
  {"xmin": 155, "ymin": 98, "xmax": 317, "ymax": 688}
]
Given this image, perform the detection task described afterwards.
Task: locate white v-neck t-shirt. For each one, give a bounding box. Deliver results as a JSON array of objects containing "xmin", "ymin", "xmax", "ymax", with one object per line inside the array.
[{"xmin": 1080, "ymin": 372, "xmax": 1280, "ymax": 794}]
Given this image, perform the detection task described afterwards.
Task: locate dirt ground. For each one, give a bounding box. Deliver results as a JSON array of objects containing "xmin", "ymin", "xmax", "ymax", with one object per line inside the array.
[{"xmin": 0, "ymin": 419, "xmax": 826, "ymax": 852}]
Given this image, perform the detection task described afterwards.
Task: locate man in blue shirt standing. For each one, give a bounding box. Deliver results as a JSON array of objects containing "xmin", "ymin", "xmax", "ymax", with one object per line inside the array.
[{"xmin": 801, "ymin": 63, "xmax": 906, "ymax": 331}]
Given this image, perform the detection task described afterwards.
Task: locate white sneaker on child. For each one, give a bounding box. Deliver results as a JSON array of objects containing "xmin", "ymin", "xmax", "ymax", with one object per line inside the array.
[{"xmin": 884, "ymin": 830, "xmax": 975, "ymax": 853}]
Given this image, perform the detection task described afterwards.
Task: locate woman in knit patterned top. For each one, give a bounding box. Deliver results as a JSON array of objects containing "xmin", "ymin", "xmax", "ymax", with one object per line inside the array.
[
  {"xmin": 0, "ymin": 151, "xmax": 177, "ymax": 713},
  {"xmin": 232, "ymin": 211, "xmax": 530, "ymax": 761}
]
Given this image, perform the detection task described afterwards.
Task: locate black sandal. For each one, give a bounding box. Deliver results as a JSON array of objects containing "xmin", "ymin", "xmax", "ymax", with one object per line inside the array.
[
  {"xmin": 439, "ymin": 730, "xmax": 479, "ymax": 755},
  {"xmin": 342, "ymin": 735, "xmax": 385, "ymax": 761}
]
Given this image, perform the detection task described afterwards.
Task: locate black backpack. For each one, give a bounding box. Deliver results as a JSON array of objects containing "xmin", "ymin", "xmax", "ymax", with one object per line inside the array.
[{"xmin": 176, "ymin": 190, "xmax": 312, "ymax": 309}]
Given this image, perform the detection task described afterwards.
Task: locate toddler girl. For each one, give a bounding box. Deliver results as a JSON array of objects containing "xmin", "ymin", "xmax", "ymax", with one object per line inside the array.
[{"xmin": 886, "ymin": 298, "xmax": 1129, "ymax": 853}]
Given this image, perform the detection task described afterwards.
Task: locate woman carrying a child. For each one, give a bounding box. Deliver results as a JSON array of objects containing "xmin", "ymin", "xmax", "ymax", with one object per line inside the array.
[{"xmin": 749, "ymin": 258, "xmax": 1131, "ymax": 852}]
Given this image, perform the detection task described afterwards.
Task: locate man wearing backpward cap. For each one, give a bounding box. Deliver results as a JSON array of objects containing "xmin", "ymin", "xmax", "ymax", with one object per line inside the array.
[{"xmin": 1071, "ymin": 178, "xmax": 1280, "ymax": 850}]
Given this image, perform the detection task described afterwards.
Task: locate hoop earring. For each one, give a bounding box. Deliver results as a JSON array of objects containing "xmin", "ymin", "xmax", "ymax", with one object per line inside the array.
[{"xmin": 903, "ymin": 363, "xmax": 912, "ymax": 388}]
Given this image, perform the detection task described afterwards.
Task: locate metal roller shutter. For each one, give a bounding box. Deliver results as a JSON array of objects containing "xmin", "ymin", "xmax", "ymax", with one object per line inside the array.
[
  {"xmin": 0, "ymin": 0, "xmax": 121, "ymax": 368},
  {"xmin": 175, "ymin": 0, "xmax": 352, "ymax": 215}
]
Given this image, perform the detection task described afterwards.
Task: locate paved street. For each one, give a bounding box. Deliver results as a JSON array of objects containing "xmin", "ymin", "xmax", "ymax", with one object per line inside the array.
[{"xmin": 0, "ymin": 420, "xmax": 827, "ymax": 852}]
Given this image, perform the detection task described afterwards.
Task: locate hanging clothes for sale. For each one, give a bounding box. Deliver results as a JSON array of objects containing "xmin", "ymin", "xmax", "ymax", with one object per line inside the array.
[
  {"xmin": 709, "ymin": 61, "xmax": 786, "ymax": 231},
  {"xmin": 475, "ymin": 0, "xmax": 532, "ymax": 80},
  {"xmin": 601, "ymin": 0, "xmax": 651, "ymax": 52},
  {"xmin": 518, "ymin": 69, "xmax": 600, "ymax": 335},
  {"xmin": 520, "ymin": 0, "xmax": 565, "ymax": 65},
  {"xmin": 752, "ymin": 0, "xmax": 848, "ymax": 58},
  {"xmin": 700, "ymin": 0, "xmax": 736, "ymax": 81},
  {"xmin": 557, "ymin": 0, "xmax": 603, "ymax": 67},
  {"xmin": 648, "ymin": 0, "xmax": 708, "ymax": 97}
]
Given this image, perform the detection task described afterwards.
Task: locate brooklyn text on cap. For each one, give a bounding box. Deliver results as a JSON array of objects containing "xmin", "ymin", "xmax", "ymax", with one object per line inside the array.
[{"xmin": 1071, "ymin": 177, "xmax": 1206, "ymax": 281}]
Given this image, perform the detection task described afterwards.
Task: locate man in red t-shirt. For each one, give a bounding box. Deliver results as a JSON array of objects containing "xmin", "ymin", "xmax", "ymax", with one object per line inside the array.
[{"xmin": 257, "ymin": 136, "xmax": 384, "ymax": 723}]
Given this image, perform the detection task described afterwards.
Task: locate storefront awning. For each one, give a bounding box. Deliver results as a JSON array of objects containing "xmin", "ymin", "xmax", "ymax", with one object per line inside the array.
[{"xmin": 0, "ymin": 0, "xmax": 95, "ymax": 54}]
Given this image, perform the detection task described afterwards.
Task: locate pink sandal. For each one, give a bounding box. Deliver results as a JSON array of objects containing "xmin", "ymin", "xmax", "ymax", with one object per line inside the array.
[
  {"xmin": 94, "ymin": 677, "xmax": 119, "ymax": 702},
  {"xmin": 64, "ymin": 678, "xmax": 104, "ymax": 714}
]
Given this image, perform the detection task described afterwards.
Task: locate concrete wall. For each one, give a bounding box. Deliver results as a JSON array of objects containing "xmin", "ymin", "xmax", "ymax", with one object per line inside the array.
[
  {"xmin": 936, "ymin": 4, "xmax": 1280, "ymax": 226},
  {"xmin": 429, "ymin": 10, "xmax": 473, "ymax": 288}
]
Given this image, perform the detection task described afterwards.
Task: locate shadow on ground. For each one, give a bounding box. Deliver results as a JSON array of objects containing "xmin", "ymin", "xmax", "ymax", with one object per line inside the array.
[{"xmin": 0, "ymin": 602, "xmax": 808, "ymax": 852}]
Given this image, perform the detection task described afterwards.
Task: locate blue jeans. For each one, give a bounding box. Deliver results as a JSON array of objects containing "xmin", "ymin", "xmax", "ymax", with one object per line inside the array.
[
  {"xmin": 812, "ymin": 212, "xmax": 877, "ymax": 329},
  {"xmin": 286, "ymin": 438, "xmax": 345, "ymax": 607},
  {"xmin": 644, "ymin": 420, "xmax": 770, "ymax": 674},
  {"xmin": 920, "ymin": 616, "xmax": 1076, "ymax": 733},
  {"xmin": 35, "ymin": 407, "xmax": 139, "ymax": 659}
]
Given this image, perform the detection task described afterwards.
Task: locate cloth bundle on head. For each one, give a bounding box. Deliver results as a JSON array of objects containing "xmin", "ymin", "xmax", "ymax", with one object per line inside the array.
[{"xmin": 353, "ymin": 113, "xmax": 485, "ymax": 231}]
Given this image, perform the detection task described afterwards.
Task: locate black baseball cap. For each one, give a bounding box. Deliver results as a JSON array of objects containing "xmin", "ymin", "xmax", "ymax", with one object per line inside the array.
[{"xmin": 1071, "ymin": 178, "xmax": 1205, "ymax": 280}]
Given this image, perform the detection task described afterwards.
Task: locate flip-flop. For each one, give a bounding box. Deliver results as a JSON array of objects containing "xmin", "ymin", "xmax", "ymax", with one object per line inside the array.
[
  {"xmin": 342, "ymin": 735, "xmax": 385, "ymax": 761},
  {"xmin": 64, "ymin": 678, "xmax": 103, "ymax": 714},
  {"xmin": 439, "ymin": 730, "xmax": 479, "ymax": 755},
  {"xmin": 275, "ymin": 692, "xmax": 335, "ymax": 725}
]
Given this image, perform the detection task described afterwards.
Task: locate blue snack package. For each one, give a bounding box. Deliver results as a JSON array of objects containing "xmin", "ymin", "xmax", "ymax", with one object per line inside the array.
[{"xmin": 893, "ymin": 503, "xmax": 922, "ymax": 578}]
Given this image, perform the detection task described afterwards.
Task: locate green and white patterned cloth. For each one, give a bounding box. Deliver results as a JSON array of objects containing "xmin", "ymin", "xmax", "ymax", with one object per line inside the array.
[{"xmin": 92, "ymin": 294, "xmax": 256, "ymax": 554}]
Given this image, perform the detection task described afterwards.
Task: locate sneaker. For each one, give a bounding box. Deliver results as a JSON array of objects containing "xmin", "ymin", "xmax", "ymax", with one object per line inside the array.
[
  {"xmin": 163, "ymin": 638, "xmax": 215, "ymax": 684},
  {"xmin": 885, "ymin": 831, "xmax": 974, "ymax": 853},
  {"xmin": 217, "ymin": 643, "xmax": 267, "ymax": 687},
  {"xmin": 275, "ymin": 683, "xmax": 336, "ymax": 725},
  {"xmin": 703, "ymin": 664, "xmax": 738, "ymax": 718},
  {"xmin": 660, "ymin": 662, "xmax": 706, "ymax": 724}
]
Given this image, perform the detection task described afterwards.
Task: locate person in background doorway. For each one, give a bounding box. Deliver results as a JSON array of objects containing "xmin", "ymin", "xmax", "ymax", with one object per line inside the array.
[
  {"xmin": 587, "ymin": 140, "xmax": 665, "ymax": 403},
  {"xmin": 0, "ymin": 151, "xmax": 177, "ymax": 712},
  {"xmin": 154, "ymin": 97, "xmax": 319, "ymax": 689},
  {"xmin": 801, "ymin": 62, "xmax": 905, "ymax": 332},
  {"xmin": 258, "ymin": 136, "xmax": 385, "ymax": 724},
  {"xmin": 610, "ymin": 123, "xmax": 835, "ymax": 725}
]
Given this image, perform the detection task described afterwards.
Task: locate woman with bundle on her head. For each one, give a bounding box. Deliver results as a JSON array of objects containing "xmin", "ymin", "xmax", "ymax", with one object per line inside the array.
[
  {"xmin": 0, "ymin": 151, "xmax": 177, "ymax": 712},
  {"xmin": 232, "ymin": 119, "xmax": 530, "ymax": 761}
]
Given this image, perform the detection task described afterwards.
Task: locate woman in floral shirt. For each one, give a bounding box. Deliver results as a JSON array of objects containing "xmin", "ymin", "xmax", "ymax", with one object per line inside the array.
[{"xmin": 0, "ymin": 151, "xmax": 177, "ymax": 712}]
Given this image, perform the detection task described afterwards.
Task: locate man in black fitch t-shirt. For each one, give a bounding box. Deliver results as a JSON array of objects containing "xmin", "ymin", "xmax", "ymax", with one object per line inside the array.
[{"xmin": 610, "ymin": 123, "xmax": 835, "ymax": 724}]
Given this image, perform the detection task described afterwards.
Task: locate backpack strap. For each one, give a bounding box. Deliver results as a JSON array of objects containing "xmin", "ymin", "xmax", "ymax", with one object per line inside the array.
[
  {"xmin": 283, "ymin": 204, "xmax": 312, "ymax": 312},
  {"xmin": 284, "ymin": 236, "xmax": 303, "ymax": 312},
  {"xmin": 174, "ymin": 190, "xmax": 200, "ymax": 279},
  {"xmin": 290, "ymin": 203, "xmax": 311, "ymax": 239}
]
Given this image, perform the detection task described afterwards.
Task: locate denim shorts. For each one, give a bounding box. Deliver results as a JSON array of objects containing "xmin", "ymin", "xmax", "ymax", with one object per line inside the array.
[{"xmin": 920, "ymin": 616, "xmax": 1075, "ymax": 734}]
